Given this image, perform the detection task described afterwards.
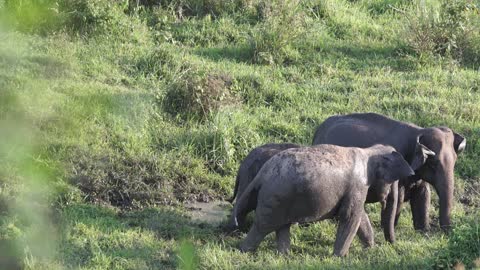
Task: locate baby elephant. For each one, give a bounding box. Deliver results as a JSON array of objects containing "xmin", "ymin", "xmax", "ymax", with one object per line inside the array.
[{"xmin": 234, "ymin": 144, "xmax": 414, "ymax": 256}]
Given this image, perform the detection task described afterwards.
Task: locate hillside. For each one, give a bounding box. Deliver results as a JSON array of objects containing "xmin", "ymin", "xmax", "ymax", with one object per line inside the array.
[{"xmin": 0, "ymin": 0, "xmax": 479, "ymax": 269}]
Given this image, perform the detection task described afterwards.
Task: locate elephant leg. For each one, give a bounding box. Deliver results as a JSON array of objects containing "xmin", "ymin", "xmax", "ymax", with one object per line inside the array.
[
  {"xmin": 381, "ymin": 182, "xmax": 398, "ymax": 243},
  {"xmin": 333, "ymin": 202, "xmax": 363, "ymax": 257},
  {"xmin": 356, "ymin": 211, "xmax": 374, "ymax": 248},
  {"xmin": 275, "ymin": 224, "xmax": 291, "ymax": 254},
  {"xmin": 239, "ymin": 223, "xmax": 269, "ymax": 252},
  {"xmin": 410, "ymin": 182, "xmax": 431, "ymax": 231},
  {"xmin": 394, "ymin": 185, "xmax": 405, "ymax": 227}
]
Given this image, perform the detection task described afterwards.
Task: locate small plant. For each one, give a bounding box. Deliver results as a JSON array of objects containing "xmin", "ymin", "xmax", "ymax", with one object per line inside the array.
[
  {"xmin": 249, "ymin": 0, "xmax": 304, "ymax": 65},
  {"xmin": 163, "ymin": 70, "xmax": 239, "ymax": 120},
  {"xmin": 134, "ymin": 45, "xmax": 180, "ymax": 81}
]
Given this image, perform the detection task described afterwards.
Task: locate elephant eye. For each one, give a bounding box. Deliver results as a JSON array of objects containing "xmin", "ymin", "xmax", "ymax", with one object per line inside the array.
[{"xmin": 426, "ymin": 157, "xmax": 439, "ymax": 168}]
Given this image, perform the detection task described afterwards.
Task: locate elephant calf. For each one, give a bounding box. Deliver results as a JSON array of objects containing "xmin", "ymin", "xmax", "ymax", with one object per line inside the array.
[{"xmin": 234, "ymin": 144, "xmax": 414, "ymax": 256}]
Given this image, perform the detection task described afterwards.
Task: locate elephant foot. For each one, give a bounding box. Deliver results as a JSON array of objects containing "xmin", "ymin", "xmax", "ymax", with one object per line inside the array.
[
  {"xmin": 239, "ymin": 224, "xmax": 268, "ymax": 253},
  {"xmin": 239, "ymin": 243, "xmax": 253, "ymax": 253},
  {"xmin": 413, "ymin": 223, "xmax": 430, "ymax": 232},
  {"xmin": 276, "ymin": 225, "xmax": 291, "ymax": 254},
  {"xmin": 386, "ymin": 237, "xmax": 395, "ymax": 244}
]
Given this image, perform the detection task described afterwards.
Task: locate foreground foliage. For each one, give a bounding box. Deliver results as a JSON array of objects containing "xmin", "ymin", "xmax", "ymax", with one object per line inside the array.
[{"xmin": 0, "ymin": 0, "xmax": 479, "ymax": 269}]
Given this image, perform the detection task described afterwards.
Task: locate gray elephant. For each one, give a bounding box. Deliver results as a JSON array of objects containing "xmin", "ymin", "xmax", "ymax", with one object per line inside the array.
[
  {"xmin": 225, "ymin": 143, "xmax": 301, "ymax": 231},
  {"xmin": 312, "ymin": 113, "xmax": 466, "ymax": 232},
  {"xmin": 225, "ymin": 142, "xmax": 405, "ymax": 244},
  {"xmin": 234, "ymin": 144, "xmax": 414, "ymax": 256}
]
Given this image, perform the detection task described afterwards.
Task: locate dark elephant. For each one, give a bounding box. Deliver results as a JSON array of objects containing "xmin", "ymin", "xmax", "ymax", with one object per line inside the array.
[
  {"xmin": 225, "ymin": 143, "xmax": 301, "ymax": 231},
  {"xmin": 312, "ymin": 113, "xmax": 466, "ymax": 232},
  {"xmin": 234, "ymin": 144, "xmax": 414, "ymax": 256}
]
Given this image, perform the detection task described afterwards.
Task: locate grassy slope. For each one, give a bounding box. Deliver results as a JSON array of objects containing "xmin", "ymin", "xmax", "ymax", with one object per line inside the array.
[{"xmin": 0, "ymin": 0, "xmax": 479, "ymax": 269}]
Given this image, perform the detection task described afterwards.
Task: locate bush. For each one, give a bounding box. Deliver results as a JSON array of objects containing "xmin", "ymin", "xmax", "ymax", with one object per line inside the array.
[
  {"xmin": 59, "ymin": 0, "xmax": 152, "ymax": 43},
  {"xmin": 404, "ymin": 0, "xmax": 480, "ymax": 65},
  {"xmin": 163, "ymin": 70, "xmax": 239, "ymax": 120},
  {"xmin": 248, "ymin": 0, "xmax": 304, "ymax": 65},
  {"xmin": 57, "ymin": 0, "xmax": 129, "ymax": 34},
  {"xmin": 134, "ymin": 45, "xmax": 181, "ymax": 81}
]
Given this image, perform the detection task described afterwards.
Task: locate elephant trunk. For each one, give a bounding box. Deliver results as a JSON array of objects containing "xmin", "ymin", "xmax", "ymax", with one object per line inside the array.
[{"xmin": 435, "ymin": 173, "xmax": 454, "ymax": 231}]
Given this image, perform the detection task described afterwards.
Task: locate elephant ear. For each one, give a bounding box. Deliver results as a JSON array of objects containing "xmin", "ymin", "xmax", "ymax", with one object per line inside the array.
[
  {"xmin": 411, "ymin": 135, "xmax": 436, "ymax": 171},
  {"xmin": 378, "ymin": 151, "xmax": 415, "ymax": 183},
  {"xmin": 453, "ymin": 132, "xmax": 466, "ymax": 154}
]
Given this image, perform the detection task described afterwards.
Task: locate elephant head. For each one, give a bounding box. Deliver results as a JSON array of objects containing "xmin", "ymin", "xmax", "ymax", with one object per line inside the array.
[
  {"xmin": 372, "ymin": 150, "xmax": 415, "ymax": 185},
  {"xmin": 410, "ymin": 127, "xmax": 466, "ymax": 229}
]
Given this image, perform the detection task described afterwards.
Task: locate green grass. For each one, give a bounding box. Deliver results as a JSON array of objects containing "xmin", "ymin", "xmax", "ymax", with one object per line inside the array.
[{"xmin": 0, "ymin": 0, "xmax": 479, "ymax": 269}]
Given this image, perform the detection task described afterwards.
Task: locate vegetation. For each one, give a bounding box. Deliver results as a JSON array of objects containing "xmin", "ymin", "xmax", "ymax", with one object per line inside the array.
[{"xmin": 0, "ymin": 0, "xmax": 479, "ymax": 269}]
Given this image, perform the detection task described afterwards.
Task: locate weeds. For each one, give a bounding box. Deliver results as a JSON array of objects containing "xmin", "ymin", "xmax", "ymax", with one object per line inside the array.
[{"xmin": 402, "ymin": 0, "xmax": 480, "ymax": 66}]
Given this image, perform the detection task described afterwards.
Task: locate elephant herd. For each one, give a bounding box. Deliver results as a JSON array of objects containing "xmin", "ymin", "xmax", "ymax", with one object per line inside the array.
[{"xmin": 225, "ymin": 113, "xmax": 466, "ymax": 256}]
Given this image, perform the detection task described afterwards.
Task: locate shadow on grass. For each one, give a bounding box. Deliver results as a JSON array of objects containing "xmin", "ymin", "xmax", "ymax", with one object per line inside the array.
[
  {"xmin": 0, "ymin": 46, "xmax": 70, "ymax": 79},
  {"xmin": 310, "ymin": 42, "xmax": 417, "ymax": 72},
  {"xmin": 193, "ymin": 45, "xmax": 253, "ymax": 64},
  {"xmin": 193, "ymin": 41, "xmax": 417, "ymax": 74},
  {"xmin": 59, "ymin": 204, "xmax": 224, "ymax": 269}
]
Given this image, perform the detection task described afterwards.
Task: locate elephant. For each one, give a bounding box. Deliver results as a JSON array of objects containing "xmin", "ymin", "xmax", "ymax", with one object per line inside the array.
[
  {"xmin": 312, "ymin": 113, "xmax": 466, "ymax": 232},
  {"xmin": 234, "ymin": 144, "xmax": 415, "ymax": 256},
  {"xmin": 225, "ymin": 143, "xmax": 301, "ymax": 231},
  {"xmin": 224, "ymin": 142, "xmax": 407, "ymax": 244}
]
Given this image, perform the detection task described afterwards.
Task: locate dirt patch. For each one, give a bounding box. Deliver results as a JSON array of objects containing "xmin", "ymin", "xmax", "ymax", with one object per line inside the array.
[{"xmin": 185, "ymin": 201, "xmax": 231, "ymax": 225}]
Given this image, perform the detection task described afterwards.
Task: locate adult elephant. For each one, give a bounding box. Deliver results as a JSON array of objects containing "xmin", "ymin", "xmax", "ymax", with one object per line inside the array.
[{"xmin": 312, "ymin": 113, "xmax": 466, "ymax": 231}]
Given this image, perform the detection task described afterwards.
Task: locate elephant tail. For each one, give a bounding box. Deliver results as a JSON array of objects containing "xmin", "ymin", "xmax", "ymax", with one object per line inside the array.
[
  {"xmin": 227, "ymin": 173, "xmax": 240, "ymax": 203},
  {"xmin": 233, "ymin": 177, "xmax": 260, "ymax": 227}
]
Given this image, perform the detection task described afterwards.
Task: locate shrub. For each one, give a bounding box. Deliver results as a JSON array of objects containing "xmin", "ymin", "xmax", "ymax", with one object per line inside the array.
[
  {"xmin": 58, "ymin": 0, "xmax": 116, "ymax": 33},
  {"xmin": 163, "ymin": 70, "xmax": 239, "ymax": 120},
  {"xmin": 134, "ymin": 45, "xmax": 181, "ymax": 81},
  {"xmin": 403, "ymin": 0, "xmax": 480, "ymax": 65},
  {"xmin": 249, "ymin": 0, "xmax": 304, "ymax": 65},
  {"xmin": 59, "ymin": 0, "xmax": 152, "ymax": 42}
]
